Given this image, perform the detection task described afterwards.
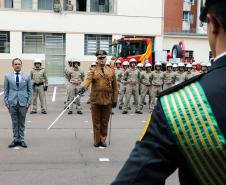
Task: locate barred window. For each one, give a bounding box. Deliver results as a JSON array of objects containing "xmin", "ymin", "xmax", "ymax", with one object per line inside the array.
[
  {"xmin": 0, "ymin": 31, "xmax": 10, "ymax": 53},
  {"xmin": 84, "ymin": 34, "xmax": 112, "ymax": 55},
  {"xmin": 23, "ymin": 33, "xmax": 44, "ymax": 53}
]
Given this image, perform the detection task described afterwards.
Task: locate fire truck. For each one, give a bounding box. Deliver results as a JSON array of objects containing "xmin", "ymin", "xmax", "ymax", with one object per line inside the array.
[
  {"xmin": 112, "ymin": 37, "xmax": 196, "ymax": 67},
  {"xmin": 112, "ymin": 37, "xmax": 153, "ymax": 64}
]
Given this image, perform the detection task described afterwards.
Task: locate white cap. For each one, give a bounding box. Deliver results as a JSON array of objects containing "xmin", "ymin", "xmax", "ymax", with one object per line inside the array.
[
  {"xmin": 186, "ymin": 63, "xmax": 192, "ymax": 68},
  {"xmin": 178, "ymin": 63, "xmax": 185, "ymax": 67},
  {"xmin": 33, "ymin": 58, "xmax": 42, "ymax": 64},
  {"xmin": 145, "ymin": 63, "xmax": 152, "ymax": 68},
  {"xmin": 129, "ymin": 58, "xmax": 137, "ymax": 63},
  {"xmin": 166, "ymin": 63, "xmax": 173, "ymax": 67},
  {"xmin": 122, "ymin": 61, "xmax": 129, "ymax": 66},
  {"xmin": 137, "ymin": 63, "xmax": 144, "ymax": 67}
]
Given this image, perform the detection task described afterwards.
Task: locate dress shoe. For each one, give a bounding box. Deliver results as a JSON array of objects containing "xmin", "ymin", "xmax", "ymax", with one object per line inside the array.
[
  {"xmin": 41, "ymin": 110, "xmax": 47, "ymax": 114},
  {"xmin": 20, "ymin": 141, "xmax": 27, "ymax": 148},
  {"xmin": 122, "ymin": 110, "xmax": 128, "ymax": 114},
  {"xmin": 68, "ymin": 110, "xmax": 73, "ymax": 114},
  {"xmin": 100, "ymin": 141, "xmax": 107, "ymax": 147},
  {"xmin": 8, "ymin": 141, "xmax": 18, "ymax": 148},
  {"xmin": 77, "ymin": 110, "xmax": 83, "ymax": 115},
  {"xmin": 118, "ymin": 105, "xmax": 122, "ymax": 110},
  {"xmin": 94, "ymin": 142, "xmax": 100, "ymax": 147},
  {"xmin": 30, "ymin": 110, "xmax": 37, "ymax": 114},
  {"xmin": 135, "ymin": 110, "xmax": 143, "ymax": 114}
]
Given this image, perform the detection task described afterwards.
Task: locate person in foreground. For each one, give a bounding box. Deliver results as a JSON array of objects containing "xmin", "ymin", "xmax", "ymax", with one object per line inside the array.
[
  {"xmin": 111, "ymin": 0, "xmax": 226, "ymax": 184},
  {"xmin": 4, "ymin": 58, "xmax": 32, "ymax": 148}
]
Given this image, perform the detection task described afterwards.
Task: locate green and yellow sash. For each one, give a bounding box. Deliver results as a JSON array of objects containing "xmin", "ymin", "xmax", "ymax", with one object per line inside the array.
[{"xmin": 161, "ymin": 82, "xmax": 226, "ymax": 185}]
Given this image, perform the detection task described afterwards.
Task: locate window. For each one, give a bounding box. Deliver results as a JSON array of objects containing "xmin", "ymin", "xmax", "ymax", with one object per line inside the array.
[
  {"xmin": 23, "ymin": 33, "xmax": 44, "ymax": 53},
  {"xmin": 183, "ymin": 11, "xmax": 190, "ymax": 22},
  {"xmin": 76, "ymin": 0, "xmax": 86, "ymax": 11},
  {"xmin": 85, "ymin": 34, "xmax": 112, "ymax": 55},
  {"xmin": 4, "ymin": 0, "xmax": 13, "ymax": 8},
  {"xmin": 23, "ymin": 32, "xmax": 65, "ymax": 54},
  {"xmin": 0, "ymin": 31, "xmax": 10, "ymax": 53},
  {"xmin": 38, "ymin": 0, "xmax": 53, "ymax": 10},
  {"xmin": 90, "ymin": 0, "xmax": 113, "ymax": 12},
  {"xmin": 127, "ymin": 41, "xmax": 147, "ymax": 56},
  {"xmin": 21, "ymin": 0, "xmax": 32, "ymax": 9}
]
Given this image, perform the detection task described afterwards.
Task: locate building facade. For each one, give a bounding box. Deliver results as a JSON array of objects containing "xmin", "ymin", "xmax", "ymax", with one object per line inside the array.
[
  {"xmin": 163, "ymin": 0, "xmax": 210, "ymax": 63},
  {"xmin": 0, "ymin": 0, "xmax": 164, "ymax": 84}
]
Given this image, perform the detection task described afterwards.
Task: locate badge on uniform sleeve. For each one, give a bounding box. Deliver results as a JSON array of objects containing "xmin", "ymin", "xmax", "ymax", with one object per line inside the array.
[{"xmin": 139, "ymin": 113, "xmax": 152, "ymax": 141}]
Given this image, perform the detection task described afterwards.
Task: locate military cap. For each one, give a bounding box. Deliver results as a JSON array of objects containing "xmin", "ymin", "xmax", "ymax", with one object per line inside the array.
[
  {"xmin": 200, "ymin": 0, "xmax": 226, "ymax": 22},
  {"xmin": 95, "ymin": 50, "xmax": 107, "ymax": 57}
]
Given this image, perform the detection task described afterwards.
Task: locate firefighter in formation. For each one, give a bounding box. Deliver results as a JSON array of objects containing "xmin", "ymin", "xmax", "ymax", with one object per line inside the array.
[{"xmin": 30, "ymin": 59, "xmax": 48, "ymax": 114}]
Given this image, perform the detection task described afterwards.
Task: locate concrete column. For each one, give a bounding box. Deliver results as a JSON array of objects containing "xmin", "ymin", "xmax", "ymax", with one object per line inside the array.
[
  {"xmin": 10, "ymin": 32, "xmax": 22, "ymax": 58},
  {"xmin": 86, "ymin": 0, "xmax": 90, "ymax": 12},
  {"xmin": 33, "ymin": 0, "xmax": 38, "ymax": 10},
  {"xmin": 13, "ymin": 0, "xmax": 21, "ymax": 9}
]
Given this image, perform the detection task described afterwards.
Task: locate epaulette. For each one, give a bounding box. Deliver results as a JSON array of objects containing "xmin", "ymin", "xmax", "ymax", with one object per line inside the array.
[{"xmin": 157, "ymin": 73, "xmax": 205, "ymax": 98}]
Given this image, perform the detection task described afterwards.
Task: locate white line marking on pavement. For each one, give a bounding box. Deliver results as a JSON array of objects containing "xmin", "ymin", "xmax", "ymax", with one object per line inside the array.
[
  {"xmin": 130, "ymin": 114, "xmax": 135, "ymax": 116},
  {"xmin": 0, "ymin": 91, "xmax": 4, "ymax": 96},
  {"xmin": 52, "ymin": 86, "xmax": 57, "ymax": 102},
  {"xmin": 13, "ymin": 147, "xmax": 20, "ymax": 150},
  {"xmin": 99, "ymin": 158, "xmax": 110, "ymax": 162}
]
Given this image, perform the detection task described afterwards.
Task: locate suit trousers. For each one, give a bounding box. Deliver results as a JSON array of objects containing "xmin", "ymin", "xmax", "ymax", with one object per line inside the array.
[
  {"xmin": 9, "ymin": 104, "xmax": 27, "ymax": 142},
  {"xmin": 91, "ymin": 104, "xmax": 112, "ymax": 144}
]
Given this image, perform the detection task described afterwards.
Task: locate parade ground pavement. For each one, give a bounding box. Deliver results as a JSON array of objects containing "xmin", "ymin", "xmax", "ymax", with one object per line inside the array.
[{"xmin": 0, "ymin": 86, "xmax": 179, "ymax": 185}]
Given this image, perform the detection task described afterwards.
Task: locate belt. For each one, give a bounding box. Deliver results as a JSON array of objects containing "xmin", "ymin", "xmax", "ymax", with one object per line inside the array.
[{"xmin": 33, "ymin": 82, "xmax": 44, "ymax": 86}]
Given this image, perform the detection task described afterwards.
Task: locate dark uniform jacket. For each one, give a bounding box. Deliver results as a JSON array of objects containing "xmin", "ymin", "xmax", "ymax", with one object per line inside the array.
[{"xmin": 111, "ymin": 54, "xmax": 226, "ymax": 185}]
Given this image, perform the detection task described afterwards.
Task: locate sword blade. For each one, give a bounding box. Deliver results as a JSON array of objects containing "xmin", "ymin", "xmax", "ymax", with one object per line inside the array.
[{"xmin": 47, "ymin": 95, "xmax": 80, "ymax": 130}]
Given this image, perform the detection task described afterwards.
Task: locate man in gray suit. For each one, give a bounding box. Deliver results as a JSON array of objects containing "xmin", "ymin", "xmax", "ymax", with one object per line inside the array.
[{"xmin": 4, "ymin": 58, "xmax": 32, "ymax": 148}]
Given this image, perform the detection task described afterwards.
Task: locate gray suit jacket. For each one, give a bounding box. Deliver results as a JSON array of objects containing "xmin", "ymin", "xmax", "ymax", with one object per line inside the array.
[{"xmin": 4, "ymin": 72, "xmax": 32, "ymax": 106}]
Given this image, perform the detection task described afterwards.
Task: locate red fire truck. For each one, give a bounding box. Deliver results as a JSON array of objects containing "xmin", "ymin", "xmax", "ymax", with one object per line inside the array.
[{"xmin": 112, "ymin": 37, "xmax": 153, "ymax": 64}]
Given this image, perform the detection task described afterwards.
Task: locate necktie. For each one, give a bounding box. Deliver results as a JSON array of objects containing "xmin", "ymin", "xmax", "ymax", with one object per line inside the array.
[{"xmin": 16, "ymin": 72, "xmax": 19, "ymax": 88}]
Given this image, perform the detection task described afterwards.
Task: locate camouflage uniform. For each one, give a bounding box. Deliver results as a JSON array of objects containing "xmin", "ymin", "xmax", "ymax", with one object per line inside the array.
[
  {"xmin": 31, "ymin": 67, "xmax": 48, "ymax": 113},
  {"xmin": 67, "ymin": 67, "xmax": 84, "ymax": 114},
  {"xmin": 163, "ymin": 71, "xmax": 175, "ymax": 90},
  {"xmin": 174, "ymin": 71, "xmax": 186, "ymax": 85},
  {"xmin": 123, "ymin": 68, "xmax": 140, "ymax": 113},
  {"xmin": 150, "ymin": 71, "xmax": 164, "ymax": 111},
  {"xmin": 139, "ymin": 70, "xmax": 152, "ymax": 110}
]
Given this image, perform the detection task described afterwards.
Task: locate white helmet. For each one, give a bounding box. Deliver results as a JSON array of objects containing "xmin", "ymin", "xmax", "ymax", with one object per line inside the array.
[
  {"xmin": 201, "ymin": 63, "xmax": 207, "ymax": 67},
  {"xmin": 137, "ymin": 63, "xmax": 144, "ymax": 68},
  {"xmin": 145, "ymin": 63, "xmax": 152, "ymax": 68},
  {"xmin": 178, "ymin": 63, "xmax": 185, "ymax": 67},
  {"xmin": 129, "ymin": 58, "xmax": 137, "ymax": 63},
  {"xmin": 33, "ymin": 58, "xmax": 42, "ymax": 64},
  {"xmin": 166, "ymin": 63, "xmax": 173, "ymax": 67},
  {"xmin": 207, "ymin": 63, "xmax": 212, "ymax": 67},
  {"xmin": 173, "ymin": 64, "xmax": 178, "ymax": 68},
  {"xmin": 122, "ymin": 61, "xmax": 129, "ymax": 66},
  {"xmin": 91, "ymin": 62, "xmax": 97, "ymax": 66},
  {"xmin": 192, "ymin": 62, "xmax": 197, "ymax": 66},
  {"xmin": 155, "ymin": 62, "xmax": 162, "ymax": 66},
  {"xmin": 186, "ymin": 63, "xmax": 192, "ymax": 68},
  {"xmin": 115, "ymin": 60, "xmax": 121, "ymax": 64},
  {"xmin": 72, "ymin": 58, "xmax": 80, "ymax": 63}
]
